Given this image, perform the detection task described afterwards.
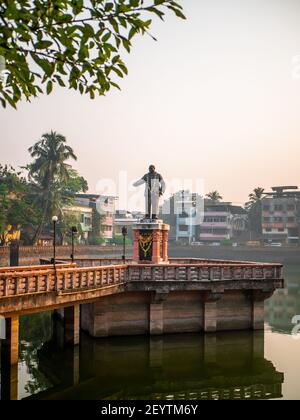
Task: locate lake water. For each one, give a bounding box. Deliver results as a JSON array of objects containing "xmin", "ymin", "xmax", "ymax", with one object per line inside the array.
[{"xmin": 1, "ymin": 251, "xmax": 300, "ymax": 400}]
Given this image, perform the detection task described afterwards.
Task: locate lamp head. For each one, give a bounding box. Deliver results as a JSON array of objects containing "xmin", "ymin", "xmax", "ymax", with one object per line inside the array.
[
  {"xmin": 122, "ymin": 226, "xmax": 128, "ymax": 236},
  {"xmin": 52, "ymin": 216, "xmax": 58, "ymax": 223}
]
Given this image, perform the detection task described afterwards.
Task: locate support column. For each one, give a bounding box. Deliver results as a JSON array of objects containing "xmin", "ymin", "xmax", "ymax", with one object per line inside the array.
[
  {"xmin": 0, "ymin": 317, "xmax": 19, "ymax": 400},
  {"xmin": 202, "ymin": 292, "xmax": 222, "ymax": 333},
  {"xmin": 132, "ymin": 230, "xmax": 140, "ymax": 262},
  {"xmin": 249, "ymin": 290, "xmax": 273, "ymax": 331},
  {"xmin": 162, "ymin": 230, "xmax": 169, "ymax": 262},
  {"xmin": 151, "ymin": 230, "xmax": 161, "ymax": 264},
  {"xmin": 203, "ymin": 301, "xmax": 217, "ymax": 332},
  {"xmin": 1, "ymin": 317, "xmax": 19, "ymax": 365},
  {"xmin": 64, "ymin": 305, "xmax": 80, "ymax": 346},
  {"xmin": 149, "ymin": 292, "xmax": 168, "ymax": 335},
  {"xmin": 252, "ymin": 300, "xmax": 264, "ymax": 330},
  {"xmin": 150, "ymin": 303, "xmax": 164, "ymax": 335}
]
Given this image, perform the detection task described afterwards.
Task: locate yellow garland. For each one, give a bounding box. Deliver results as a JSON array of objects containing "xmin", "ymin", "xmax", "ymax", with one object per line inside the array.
[{"xmin": 139, "ymin": 233, "xmax": 153, "ymax": 258}]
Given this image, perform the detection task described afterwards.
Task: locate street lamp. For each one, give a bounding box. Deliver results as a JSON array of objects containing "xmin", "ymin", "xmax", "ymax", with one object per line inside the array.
[
  {"xmin": 70, "ymin": 226, "xmax": 78, "ymax": 263},
  {"xmin": 122, "ymin": 226, "xmax": 128, "ymax": 263},
  {"xmin": 51, "ymin": 216, "xmax": 58, "ymax": 264}
]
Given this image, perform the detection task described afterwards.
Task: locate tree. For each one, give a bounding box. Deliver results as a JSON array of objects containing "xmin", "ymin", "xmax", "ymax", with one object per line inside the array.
[
  {"xmin": 245, "ymin": 187, "xmax": 265, "ymax": 236},
  {"xmin": 206, "ymin": 191, "xmax": 223, "ymax": 202},
  {"xmin": 27, "ymin": 130, "xmax": 88, "ymax": 244},
  {"xmin": 0, "ymin": 164, "xmax": 40, "ymax": 245},
  {"xmin": 58, "ymin": 212, "xmax": 83, "ymax": 245},
  {"xmin": 0, "ymin": 0, "xmax": 185, "ymax": 109}
]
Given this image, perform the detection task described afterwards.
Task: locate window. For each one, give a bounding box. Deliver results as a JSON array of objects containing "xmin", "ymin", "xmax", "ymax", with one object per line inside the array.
[
  {"xmin": 287, "ymin": 205, "xmax": 295, "ymax": 211},
  {"xmin": 204, "ymin": 216, "xmax": 226, "ymax": 223},
  {"xmin": 103, "ymin": 226, "xmax": 112, "ymax": 232},
  {"xmin": 274, "ymin": 217, "xmax": 283, "ymax": 222},
  {"xmin": 266, "ymin": 228, "xmax": 272, "ymax": 232},
  {"xmin": 287, "ymin": 217, "xmax": 295, "ymax": 223},
  {"xmin": 84, "ymin": 217, "xmax": 91, "ymax": 226},
  {"xmin": 278, "ymin": 228, "xmax": 285, "ymax": 232},
  {"xmin": 179, "ymin": 225, "xmax": 188, "ymax": 232},
  {"xmin": 274, "ymin": 205, "xmax": 283, "ymax": 211},
  {"xmin": 263, "ymin": 205, "xmax": 270, "ymax": 211},
  {"xmin": 264, "ymin": 217, "xmax": 271, "ymax": 222}
]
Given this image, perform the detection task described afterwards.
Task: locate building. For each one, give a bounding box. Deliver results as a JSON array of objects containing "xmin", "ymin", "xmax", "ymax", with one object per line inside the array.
[
  {"xmin": 75, "ymin": 194, "xmax": 117, "ymax": 243},
  {"xmin": 262, "ymin": 186, "xmax": 300, "ymax": 244},
  {"xmin": 62, "ymin": 203, "xmax": 93, "ymax": 243},
  {"xmin": 114, "ymin": 210, "xmax": 140, "ymax": 241},
  {"xmin": 161, "ymin": 191, "xmax": 203, "ymax": 244},
  {"xmin": 197, "ymin": 201, "xmax": 248, "ymax": 244}
]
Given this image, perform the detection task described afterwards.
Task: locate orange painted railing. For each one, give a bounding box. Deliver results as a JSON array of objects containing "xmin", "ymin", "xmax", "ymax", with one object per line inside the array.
[
  {"xmin": 0, "ymin": 265, "xmax": 127, "ymax": 298},
  {"xmin": 0, "ymin": 261, "xmax": 283, "ymax": 299}
]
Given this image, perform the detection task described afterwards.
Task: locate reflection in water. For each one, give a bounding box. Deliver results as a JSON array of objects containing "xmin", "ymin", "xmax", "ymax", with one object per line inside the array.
[
  {"xmin": 266, "ymin": 266, "xmax": 300, "ymax": 334},
  {"xmin": 17, "ymin": 319, "xmax": 283, "ymax": 401}
]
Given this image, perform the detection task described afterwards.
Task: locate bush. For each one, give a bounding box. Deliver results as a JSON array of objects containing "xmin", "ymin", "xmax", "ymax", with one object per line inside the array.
[
  {"xmin": 220, "ymin": 239, "xmax": 233, "ymax": 246},
  {"xmin": 88, "ymin": 236, "xmax": 105, "ymax": 245},
  {"xmin": 113, "ymin": 235, "xmax": 132, "ymax": 246}
]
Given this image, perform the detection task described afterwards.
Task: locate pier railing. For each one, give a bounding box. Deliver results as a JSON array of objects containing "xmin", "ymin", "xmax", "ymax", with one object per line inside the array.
[
  {"xmin": 63, "ymin": 257, "xmax": 273, "ymax": 267},
  {"xmin": 0, "ymin": 265, "xmax": 127, "ymax": 298},
  {"xmin": 127, "ymin": 263, "xmax": 283, "ymax": 282},
  {"xmin": 0, "ymin": 261, "xmax": 282, "ymax": 299}
]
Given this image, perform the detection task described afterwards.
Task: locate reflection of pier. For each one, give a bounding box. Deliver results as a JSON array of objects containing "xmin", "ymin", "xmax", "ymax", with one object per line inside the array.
[{"xmin": 24, "ymin": 331, "xmax": 283, "ymax": 401}]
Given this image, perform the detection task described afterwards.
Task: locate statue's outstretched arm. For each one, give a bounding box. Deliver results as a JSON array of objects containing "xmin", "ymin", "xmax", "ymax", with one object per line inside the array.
[{"xmin": 133, "ymin": 178, "xmax": 146, "ymax": 187}]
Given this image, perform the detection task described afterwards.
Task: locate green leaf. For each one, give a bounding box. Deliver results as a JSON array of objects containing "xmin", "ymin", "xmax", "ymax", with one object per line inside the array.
[
  {"xmin": 46, "ymin": 80, "xmax": 53, "ymax": 94},
  {"xmin": 34, "ymin": 40, "xmax": 53, "ymax": 50}
]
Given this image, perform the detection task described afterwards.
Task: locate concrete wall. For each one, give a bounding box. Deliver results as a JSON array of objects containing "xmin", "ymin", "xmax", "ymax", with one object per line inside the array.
[{"xmin": 81, "ymin": 290, "xmax": 258, "ymax": 337}]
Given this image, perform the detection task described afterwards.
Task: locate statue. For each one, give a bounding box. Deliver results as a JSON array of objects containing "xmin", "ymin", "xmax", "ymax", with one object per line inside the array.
[{"xmin": 133, "ymin": 165, "xmax": 166, "ymax": 220}]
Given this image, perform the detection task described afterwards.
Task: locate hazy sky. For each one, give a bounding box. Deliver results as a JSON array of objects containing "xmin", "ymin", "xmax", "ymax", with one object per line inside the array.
[{"xmin": 1, "ymin": 0, "xmax": 300, "ymax": 209}]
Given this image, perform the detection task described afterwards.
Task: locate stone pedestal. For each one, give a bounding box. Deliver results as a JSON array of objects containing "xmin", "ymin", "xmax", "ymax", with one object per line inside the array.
[{"xmin": 132, "ymin": 220, "xmax": 169, "ymax": 264}]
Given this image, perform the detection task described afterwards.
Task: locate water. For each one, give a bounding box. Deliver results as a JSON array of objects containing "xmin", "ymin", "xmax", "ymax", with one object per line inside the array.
[{"xmin": 2, "ymin": 256, "xmax": 300, "ymax": 400}]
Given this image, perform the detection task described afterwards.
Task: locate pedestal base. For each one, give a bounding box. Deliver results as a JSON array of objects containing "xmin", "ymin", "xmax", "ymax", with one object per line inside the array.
[{"xmin": 132, "ymin": 220, "xmax": 169, "ymax": 264}]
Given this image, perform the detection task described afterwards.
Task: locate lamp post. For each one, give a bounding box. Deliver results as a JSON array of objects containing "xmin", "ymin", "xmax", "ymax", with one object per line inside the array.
[
  {"xmin": 51, "ymin": 216, "xmax": 58, "ymax": 264},
  {"xmin": 122, "ymin": 226, "xmax": 128, "ymax": 263},
  {"xmin": 70, "ymin": 226, "xmax": 78, "ymax": 263}
]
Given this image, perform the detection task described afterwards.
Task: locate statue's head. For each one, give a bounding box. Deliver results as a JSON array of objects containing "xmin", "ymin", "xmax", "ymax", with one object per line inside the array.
[{"xmin": 149, "ymin": 165, "xmax": 155, "ymax": 173}]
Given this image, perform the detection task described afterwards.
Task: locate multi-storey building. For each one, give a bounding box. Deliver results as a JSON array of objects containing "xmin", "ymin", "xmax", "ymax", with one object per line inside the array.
[
  {"xmin": 75, "ymin": 194, "xmax": 117, "ymax": 242},
  {"xmin": 197, "ymin": 201, "xmax": 247, "ymax": 243},
  {"xmin": 114, "ymin": 210, "xmax": 140, "ymax": 240},
  {"xmin": 161, "ymin": 190, "xmax": 203, "ymax": 244},
  {"xmin": 262, "ymin": 186, "xmax": 300, "ymax": 244},
  {"xmin": 62, "ymin": 203, "xmax": 93, "ymax": 243}
]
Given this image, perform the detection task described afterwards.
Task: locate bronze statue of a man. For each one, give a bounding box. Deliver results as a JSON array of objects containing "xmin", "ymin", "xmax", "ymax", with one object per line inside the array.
[{"xmin": 133, "ymin": 165, "xmax": 166, "ymax": 220}]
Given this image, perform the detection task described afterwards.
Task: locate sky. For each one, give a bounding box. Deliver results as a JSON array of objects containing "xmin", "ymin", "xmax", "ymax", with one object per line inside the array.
[{"xmin": 1, "ymin": 0, "xmax": 300, "ymax": 210}]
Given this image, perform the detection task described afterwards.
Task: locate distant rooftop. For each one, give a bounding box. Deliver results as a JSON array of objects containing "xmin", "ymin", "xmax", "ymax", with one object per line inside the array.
[{"xmin": 265, "ymin": 186, "xmax": 300, "ymax": 198}]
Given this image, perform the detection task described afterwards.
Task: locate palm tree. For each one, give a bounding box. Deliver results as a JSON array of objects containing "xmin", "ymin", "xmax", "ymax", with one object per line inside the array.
[
  {"xmin": 206, "ymin": 191, "xmax": 223, "ymax": 202},
  {"xmin": 245, "ymin": 187, "xmax": 265, "ymax": 236},
  {"xmin": 28, "ymin": 131, "xmax": 77, "ymax": 244},
  {"xmin": 246, "ymin": 187, "xmax": 265, "ymax": 208}
]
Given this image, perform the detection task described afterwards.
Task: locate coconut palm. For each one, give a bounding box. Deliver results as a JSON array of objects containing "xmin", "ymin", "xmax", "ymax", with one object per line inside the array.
[
  {"xmin": 245, "ymin": 187, "xmax": 265, "ymax": 236},
  {"xmin": 28, "ymin": 131, "xmax": 77, "ymax": 244},
  {"xmin": 206, "ymin": 191, "xmax": 223, "ymax": 202}
]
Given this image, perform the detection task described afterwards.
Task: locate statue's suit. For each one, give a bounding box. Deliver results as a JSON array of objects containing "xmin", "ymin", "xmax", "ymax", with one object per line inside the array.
[{"xmin": 133, "ymin": 172, "xmax": 166, "ymax": 218}]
